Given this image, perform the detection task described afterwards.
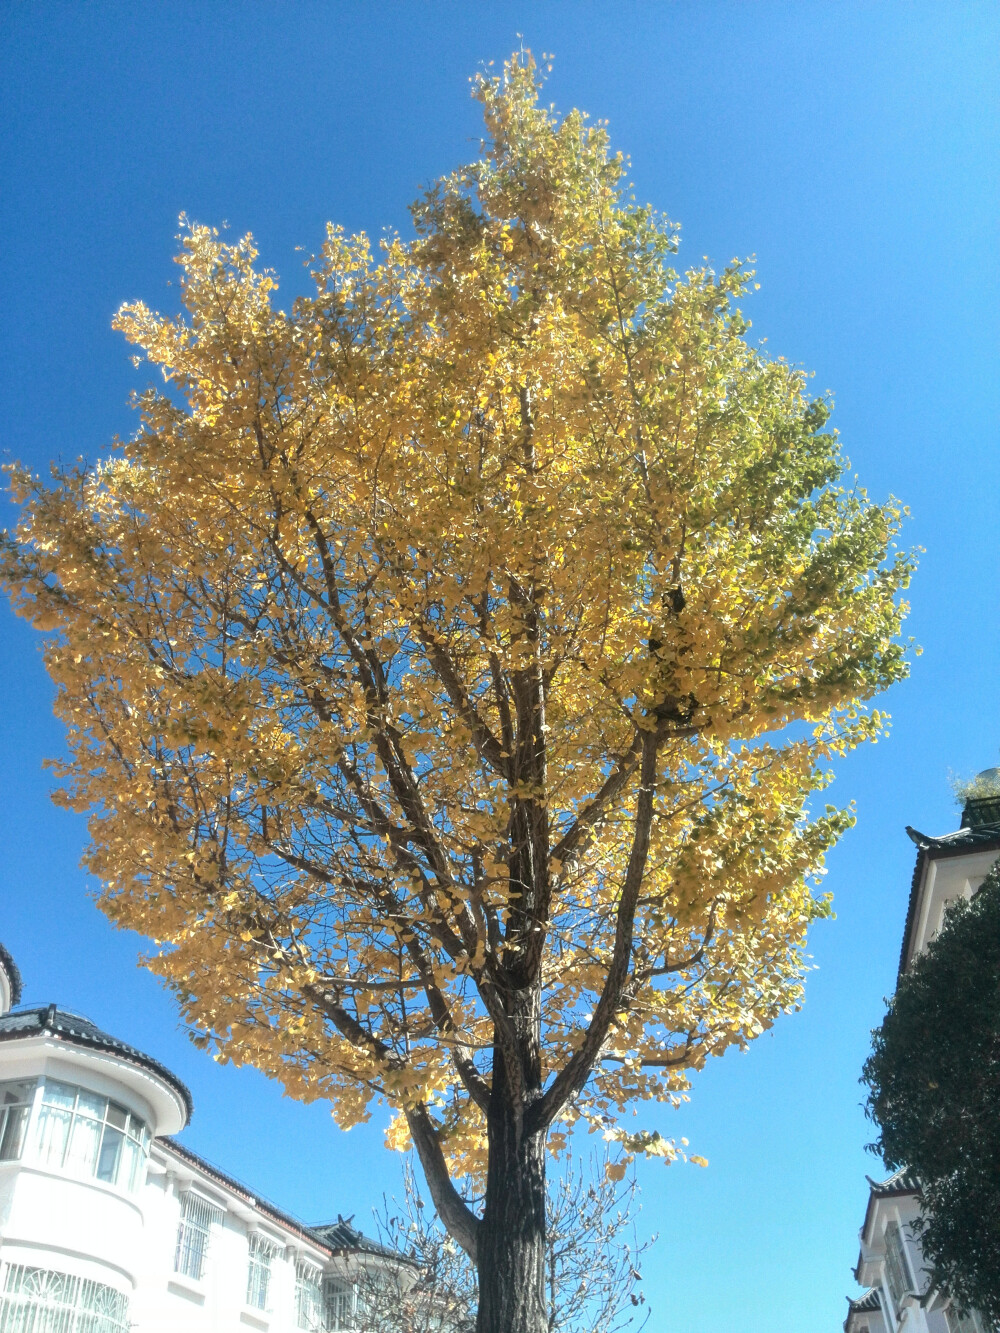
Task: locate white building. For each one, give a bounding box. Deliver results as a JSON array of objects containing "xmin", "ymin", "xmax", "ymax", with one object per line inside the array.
[
  {"xmin": 0, "ymin": 944, "xmax": 407, "ymax": 1332},
  {"xmin": 844, "ymin": 775, "xmax": 1000, "ymax": 1333}
]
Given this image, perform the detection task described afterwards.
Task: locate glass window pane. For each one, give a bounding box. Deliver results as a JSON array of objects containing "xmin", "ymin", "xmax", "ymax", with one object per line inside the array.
[
  {"xmin": 35, "ymin": 1104, "xmax": 72, "ymax": 1166},
  {"xmin": 66, "ymin": 1112, "xmax": 103, "ymax": 1176},
  {"xmin": 120, "ymin": 1136, "xmax": 142, "ymax": 1191},
  {"xmin": 174, "ymin": 1192, "xmax": 224, "ymax": 1281},
  {"xmin": 74, "ymin": 1089, "xmax": 106, "ymax": 1122},
  {"xmin": 0, "ymin": 1106, "xmax": 28, "ymax": 1161},
  {"xmin": 96, "ymin": 1127, "xmax": 124, "ymax": 1184},
  {"xmin": 0, "ymin": 1080, "xmax": 35, "ymax": 1107},
  {"xmin": 40, "ymin": 1080, "xmax": 77, "ymax": 1110},
  {"xmin": 22, "ymin": 1079, "xmax": 150, "ymax": 1190},
  {"xmin": 884, "ymin": 1221, "xmax": 913, "ymax": 1310},
  {"xmin": 324, "ymin": 1279, "xmax": 355, "ymax": 1331},
  {"xmin": 246, "ymin": 1233, "xmax": 276, "ymax": 1311},
  {"xmin": 296, "ymin": 1262, "xmax": 324, "ymax": 1330},
  {"xmin": 106, "ymin": 1103, "xmax": 128, "ymax": 1131}
]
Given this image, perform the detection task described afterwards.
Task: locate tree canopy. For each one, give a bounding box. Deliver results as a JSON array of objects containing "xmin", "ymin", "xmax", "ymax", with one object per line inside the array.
[
  {"xmin": 863, "ymin": 862, "xmax": 1000, "ymax": 1322},
  {"xmin": 2, "ymin": 52, "xmax": 911, "ymax": 1333}
]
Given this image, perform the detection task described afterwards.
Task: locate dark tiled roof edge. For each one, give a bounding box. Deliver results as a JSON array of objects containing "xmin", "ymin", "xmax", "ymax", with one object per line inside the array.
[
  {"xmin": 867, "ymin": 1166, "xmax": 920, "ymax": 1197},
  {"xmin": 848, "ymin": 1288, "xmax": 882, "ymax": 1314},
  {"xmin": 0, "ymin": 1006, "xmax": 192, "ymax": 1123},
  {"xmin": 309, "ymin": 1217, "xmax": 414, "ymax": 1264},
  {"xmin": 160, "ymin": 1137, "xmax": 335, "ymax": 1256},
  {"xmin": 0, "ymin": 944, "xmax": 23, "ymax": 1007},
  {"xmin": 898, "ymin": 824, "xmax": 1000, "ymax": 978}
]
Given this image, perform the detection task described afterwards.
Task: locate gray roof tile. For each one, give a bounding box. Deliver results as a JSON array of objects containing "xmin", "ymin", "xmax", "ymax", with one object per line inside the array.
[
  {"xmin": 0, "ymin": 943, "xmax": 23, "ymax": 1007},
  {"xmin": 309, "ymin": 1216, "xmax": 406, "ymax": 1262},
  {"xmin": 848, "ymin": 1288, "xmax": 882, "ymax": 1314}
]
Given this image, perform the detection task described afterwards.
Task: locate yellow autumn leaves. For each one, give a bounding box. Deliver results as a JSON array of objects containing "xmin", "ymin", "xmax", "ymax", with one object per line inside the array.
[{"xmin": 1, "ymin": 52, "xmax": 911, "ymax": 1186}]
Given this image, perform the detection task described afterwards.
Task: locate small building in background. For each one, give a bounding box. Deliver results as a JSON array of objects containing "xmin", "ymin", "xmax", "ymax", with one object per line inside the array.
[
  {"xmin": 844, "ymin": 773, "xmax": 1000, "ymax": 1333},
  {"xmin": 0, "ymin": 946, "xmax": 406, "ymax": 1332}
]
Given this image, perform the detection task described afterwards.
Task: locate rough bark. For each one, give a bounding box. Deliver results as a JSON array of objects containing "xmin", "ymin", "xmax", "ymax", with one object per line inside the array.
[{"xmin": 476, "ymin": 987, "xmax": 547, "ymax": 1333}]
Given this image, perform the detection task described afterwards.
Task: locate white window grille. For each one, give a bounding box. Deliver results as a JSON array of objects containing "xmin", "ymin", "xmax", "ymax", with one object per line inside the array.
[
  {"xmin": 174, "ymin": 1190, "xmax": 224, "ymax": 1281},
  {"xmin": 33, "ymin": 1079, "xmax": 150, "ymax": 1191},
  {"xmin": 0, "ymin": 1080, "xmax": 35, "ymax": 1162},
  {"xmin": 246, "ymin": 1233, "xmax": 278, "ymax": 1312},
  {"xmin": 883, "ymin": 1220, "xmax": 913, "ymax": 1312},
  {"xmin": 0, "ymin": 1262, "xmax": 130, "ymax": 1333},
  {"xmin": 324, "ymin": 1278, "xmax": 356, "ymax": 1331},
  {"xmin": 295, "ymin": 1260, "xmax": 324, "ymax": 1330}
]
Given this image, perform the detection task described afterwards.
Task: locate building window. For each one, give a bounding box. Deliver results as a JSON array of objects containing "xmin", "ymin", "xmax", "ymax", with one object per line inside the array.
[
  {"xmin": 34, "ymin": 1079, "xmax": 151, "ymax": 1190},
  {"xmin": 0, "ymin": 1080, "xmax": 34, "ymax": 1161},
  {"xmin": 946, "ymin": 1306, "xmax": 984, "ymax": 1333},
  {"xmin": 0, "ymin": 1262, "xmax": 130, "ymax": 1333},
  {"xmin": 883, "ymin": 1220, "xmax": 914, "ymax": 1311},
  {"xmin": 246, "ymin": 1232, "xmax": 278, "ymax": 1311},
  {"xmin": 174, "ymin": 1190, "xmax": 224, "ymax": 1281},
  {"xmin": 295, "ymin": 1259, "xmax": 324, "ymax": 1330},
  {"xmin": 324, "ymin": 1278, "xmax": 356, "ymax": 1331}
]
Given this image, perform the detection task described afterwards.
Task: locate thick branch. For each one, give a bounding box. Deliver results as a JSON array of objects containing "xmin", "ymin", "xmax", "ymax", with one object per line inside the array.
[
  {"xmin": 405, "ymin": 1103, "xmax": 481, "ymax": 1260},
  {"xmin": 527, "ymin": 727, "xmax": 659, "ymax": 1134}
]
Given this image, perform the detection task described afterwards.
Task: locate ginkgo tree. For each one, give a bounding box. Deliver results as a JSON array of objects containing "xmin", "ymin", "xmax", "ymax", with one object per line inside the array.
[{"xmin": 2, "ymin": 53, "xmax": 911, "ymax": 1333}]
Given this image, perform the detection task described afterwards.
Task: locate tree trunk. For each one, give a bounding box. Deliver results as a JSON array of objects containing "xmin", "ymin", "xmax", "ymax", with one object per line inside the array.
[
  {"xmin": 476, "ymin": 989, "xmax": 547, "ymax": 1333},
  {"xmin": 476, "ymin": 1104, "xmax": 547, "ymax": 1333}
]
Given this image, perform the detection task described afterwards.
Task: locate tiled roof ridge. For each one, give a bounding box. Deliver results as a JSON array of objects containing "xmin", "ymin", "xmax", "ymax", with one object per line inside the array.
[
  {"xmin": 0, "ymin": 1005, "xmax": 192, "ymax": 1122},
  {"xmin": 309, "ymin": 1215, "xmax": 410, "ymax": 1263},
  {"xmin": 0, "ymin": 943, "xmax": 23, "ymax": 1007},
  {"xmin": 847, "ymin": 1287, "xmax": 882, "ymax": 1314},
  {"xmin": 866, "ymin": 1165, "xmax": 920, "ymax": 1196},
  {"xmin": 906, "ymin": 822, "xmax": 1000, "ymax": 851}
]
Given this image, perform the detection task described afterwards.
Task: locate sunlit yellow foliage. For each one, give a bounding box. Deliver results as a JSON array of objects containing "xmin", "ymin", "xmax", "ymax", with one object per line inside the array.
[{"xmin": 2, "ymin": 53, "xmax": 910, "ymax": 1246}]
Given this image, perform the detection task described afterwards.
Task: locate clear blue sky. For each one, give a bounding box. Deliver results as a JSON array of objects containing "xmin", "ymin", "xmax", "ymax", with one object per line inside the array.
[{"xmin": 1, "ymin": 4, "xmax": 997, "ymax": 1330}]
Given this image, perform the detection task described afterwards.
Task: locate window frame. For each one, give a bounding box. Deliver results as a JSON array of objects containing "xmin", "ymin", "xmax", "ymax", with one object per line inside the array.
[
  {"xmin": 33, "ymin": 1077, "xmax": 151, "ymax": 1191},
  {"xmin": 174, "ymin": 1188, "xmax": 225, "ymax": 1282},
  {"xmin": 0, "ymin": 1079, "xmax": 36, "ymax": 1162},
  {"xmin": 324, "ymin": 1276, "xmax": 357, "ymax": 1331},
  {"xmin": 883, "ymin": 1219, "xmax": 914, "ymax": 1313},
  {"xmin": 946, "ymin": 1305, "xmax": 985, "ymax": 1333},
  {"xmin": 245, "ymin": 1231, "xmax": 279, "ymax": 1312},
  {"xmin": 295, "ymin": 1258, "xmax": 325, "ymax": 1331}
]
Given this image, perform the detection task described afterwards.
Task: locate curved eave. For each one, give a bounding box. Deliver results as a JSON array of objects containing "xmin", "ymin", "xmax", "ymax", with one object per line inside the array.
[
  {"xmin": 0, "ymin": 943, "xmax": 23, "ymax": 1011},
  {"xmin": 0, "ymin": 1008, "xmax": 192, "ymax": 1132}
]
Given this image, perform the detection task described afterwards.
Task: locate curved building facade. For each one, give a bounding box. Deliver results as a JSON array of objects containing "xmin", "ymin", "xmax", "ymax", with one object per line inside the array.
[{"xmin": 0, "ymin": 948, "xmax": 397, "ymax": 1331}]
